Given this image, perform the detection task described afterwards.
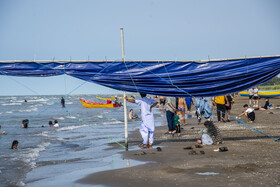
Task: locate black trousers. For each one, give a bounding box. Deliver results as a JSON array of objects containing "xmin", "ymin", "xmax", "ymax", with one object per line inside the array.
[{"xmin": 216, "ymin": 104, "xmax": 225, "ymax": 121}]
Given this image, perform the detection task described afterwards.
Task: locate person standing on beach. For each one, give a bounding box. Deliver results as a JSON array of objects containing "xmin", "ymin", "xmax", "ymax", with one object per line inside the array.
[
  {"xmin": 225, "ymin": 94, "xmax": 233, "ymax": 122},
  {"xmin": 178, "ymin": 97, "xmax": 187, "ymax": 126},
  {"xmin": 165, "ymin": 97, "xmax": 177, "ymax": 134},
  {"xmin": 252, "ymin": 87, "xmax": 259, "ymax": 107},
  {"xmin": 125, "ymin": 93, "xmax": 158, "ymax": 148},
  {"xmin": 185, "ymin": 96, "xmax": 194, "ymax": 113},
  {"xmin": 213, "ymin": 95, "xmax": 227, "ymax": 123},
  {"xmin": 61, "ymin": 97, "xmax": 65, "ymax": 108},
  {"xmin": 248, "ymin": 88, "xmax": 254, "ymax": 106}
]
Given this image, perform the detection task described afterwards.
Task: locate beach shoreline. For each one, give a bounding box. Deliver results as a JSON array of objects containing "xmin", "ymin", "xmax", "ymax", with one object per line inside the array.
[{"xmin": 77, "ymin": 96, "xmax": 280, "ymax": 187}]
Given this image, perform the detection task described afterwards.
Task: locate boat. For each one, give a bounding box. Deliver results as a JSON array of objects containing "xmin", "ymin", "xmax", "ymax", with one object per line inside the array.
[
  {"xmin": 239, "ymin": 90, "xmax": 280, "ymax": 98},
  {"xmin": 78, "ymin": 98, "xmax": 122, "ymax": 108},
  {"xmin": 96, "ymin": 96, "xmax": 134, "ymax": 100}
]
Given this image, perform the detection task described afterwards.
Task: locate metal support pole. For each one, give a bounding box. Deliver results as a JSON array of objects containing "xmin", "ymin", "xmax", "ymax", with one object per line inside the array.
[{"xmin": 120, "ymin": 28, "xmax": 128, "ymax": 150}]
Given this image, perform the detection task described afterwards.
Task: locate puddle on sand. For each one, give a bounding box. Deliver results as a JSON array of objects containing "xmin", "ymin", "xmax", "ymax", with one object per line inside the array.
[{"xmin": 195, "ymin": 172, "xmax": 219, "ymax": 176}]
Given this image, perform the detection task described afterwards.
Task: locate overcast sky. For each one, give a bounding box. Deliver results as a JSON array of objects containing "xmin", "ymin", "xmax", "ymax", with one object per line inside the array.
[{"xmin": 0, "ymin": 0, "xmax": 279, "ymax": 95}]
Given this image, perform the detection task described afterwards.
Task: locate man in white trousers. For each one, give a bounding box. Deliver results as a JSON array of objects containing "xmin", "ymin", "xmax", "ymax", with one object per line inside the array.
[{"xmin": 125, "ymin": 93, "xmax": 158, "ymax": 148}]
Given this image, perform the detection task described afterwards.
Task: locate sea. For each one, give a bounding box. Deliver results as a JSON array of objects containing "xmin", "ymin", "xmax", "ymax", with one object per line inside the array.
[{"xmin": 0, "ymin": 95, "xmax": 165, "ymax": 187}]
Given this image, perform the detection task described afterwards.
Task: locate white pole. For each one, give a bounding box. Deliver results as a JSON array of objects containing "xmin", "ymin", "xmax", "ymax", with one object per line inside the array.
[{"xmin": 120, "ymin": 28, "xmax": 128, "ymax": 150}]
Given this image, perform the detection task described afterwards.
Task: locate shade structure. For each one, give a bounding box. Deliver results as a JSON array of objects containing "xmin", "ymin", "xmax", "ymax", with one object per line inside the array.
[{"xmin": 0, "ymin": 56, "xmax": 280, "ymax": 97}]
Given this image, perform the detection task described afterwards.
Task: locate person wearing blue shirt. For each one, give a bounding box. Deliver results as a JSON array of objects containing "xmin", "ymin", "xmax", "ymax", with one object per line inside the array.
[{"xmin": 185, "ymin": 96, "xmax": 194, "ymax": 112}]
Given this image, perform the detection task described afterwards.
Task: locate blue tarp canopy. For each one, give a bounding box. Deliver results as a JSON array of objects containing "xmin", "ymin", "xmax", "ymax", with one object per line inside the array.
[{"xmin": 0, "ymin": 56, "xmax": 280, "ymax": 97}]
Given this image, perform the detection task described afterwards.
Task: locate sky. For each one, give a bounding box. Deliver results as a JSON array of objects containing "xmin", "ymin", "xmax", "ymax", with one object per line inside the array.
[{"xmin": 0, "ymin": 0, "xmax": 280, "ymax": 96}]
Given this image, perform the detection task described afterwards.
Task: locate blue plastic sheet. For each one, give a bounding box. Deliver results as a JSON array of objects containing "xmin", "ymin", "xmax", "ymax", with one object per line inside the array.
[{"xmin": 0, "ymin": 56, "xmax": 280, "ymax": 97}]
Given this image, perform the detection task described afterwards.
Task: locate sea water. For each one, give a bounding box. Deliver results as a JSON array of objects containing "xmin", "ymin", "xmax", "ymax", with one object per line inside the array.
[{"xmin": 0, "ymin": 95, "xmax": 164, "ymax": 186}]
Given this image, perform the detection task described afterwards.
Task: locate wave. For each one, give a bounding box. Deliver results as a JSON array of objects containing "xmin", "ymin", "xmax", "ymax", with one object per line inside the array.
[
  {"xmin": 54, "ymin": 117, "xmax": 65, "ymax": 120},
  {"xmin": 102, "ymin": 121, "xmax": 123, "ymax": 125},
  {"xmin": 11, "ymin": 142, "xmax": 51, "ymax": 169},
  {"xmin": 65, "ymin": 115, "xmax": 76, "ymax": 119},
  {"xmin": 1, "ymin": 103, "xmax": 22, "ymax": 106},
  {"xmin": 18, "ymin": 107, "xmax": 38, "ymax": 113},
  {"xmin": 56, "ymin": 125, "xmax": 89, "ymax": 132},
  {"xmin": 27, "ymin": 98, "xmax": 49, "ymax": 103},
  {"xmin": 5, "ymin": 111, "xmax": 13, "ymax": 114}
]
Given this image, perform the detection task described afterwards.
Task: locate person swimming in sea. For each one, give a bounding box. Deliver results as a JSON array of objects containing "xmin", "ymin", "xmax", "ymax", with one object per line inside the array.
[
  {"xmin": 129, "ymin": 109, "xmax": 138, "ymax": 119},
  {"xmin": 11, "ymin": 140, "xmax": 19, "ymax": 150},
  {"xmin": 49, "ymin": 121, "xmax": 53, "ymax": 127},
  {"xmin": 22, "ymin": 119, "xmax": 29, "ymax": 128},
  {"xmin": 53, "ymin": 120, "xmax": 59, "ymax": 127}
]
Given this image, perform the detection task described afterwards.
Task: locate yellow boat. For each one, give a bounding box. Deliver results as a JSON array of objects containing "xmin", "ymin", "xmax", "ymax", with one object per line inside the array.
[
  {"xmin": 96, "ymin": 96, "xmax": 134, "ymax": 100},
  {"xmin": 239, "ymin": 90, "xmax": 280, "ymax": 98},
  {"xmin": 79, "ymin": 98, "xmax": 122, "ymax": 108}
]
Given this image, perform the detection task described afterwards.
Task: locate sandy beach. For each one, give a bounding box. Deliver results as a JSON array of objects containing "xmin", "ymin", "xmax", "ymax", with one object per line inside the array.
[{"xmin": 77, "ymin": 96, "xmax": 280, "ymax": 187}]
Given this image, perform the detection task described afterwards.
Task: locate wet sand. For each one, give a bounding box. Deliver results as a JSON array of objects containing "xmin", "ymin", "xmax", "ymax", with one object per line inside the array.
[{"xmin": 77, "ymin": 96, "xmax": 280, "ymax": 187}]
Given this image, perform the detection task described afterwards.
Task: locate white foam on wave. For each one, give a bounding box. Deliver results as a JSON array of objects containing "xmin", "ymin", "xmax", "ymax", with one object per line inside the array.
[
  {"xmin": 11, "ymin": 142, "xmax": 51, "ymax": 170},
  {"xmin": 5, "ymin": 111, "xmax": 13, "ymax": 114},
  {"xmin": 16, "ymin": 181, "xmax": 25, "ymax": 187},
  {"xmin": 18, "ymin": 107, "xmax": 38, "ymax": 113},
  {"xmin": 27, "ymin": 98, "xmax": 49, "ymax": 103},
  {"xmin": 56, "ymin": 125, "xmax": 89, "ymax": 132},
  {"xmin": 96, "ymin": 115, "xmax": 103, "ymax": 118},
  {"xmin": 1, "ymin": 102, "xmax": 22, "ymax": 106},
  {"xmin": 54, "ymin": 117, "xmax": 65, "ymax": 120},
  {"xmin": 102, "ymin": 120, "xmax": 123, "ymax": 125},
  {"xmin": 35, "ymin": 131, "xmax": 49, "ymax": 137},
  {"xmin": 66, "ymin": 102, "xmax": 73, "ymax": 105},
  {"xmin": 65, "ymin": 115, "xmax": 76, "ymax": 119}
]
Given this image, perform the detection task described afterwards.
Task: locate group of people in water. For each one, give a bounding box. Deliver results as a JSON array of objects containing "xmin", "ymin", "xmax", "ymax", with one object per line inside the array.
[
  {"xmin": 7, "ymin": 119, "xmax": 60, "ymax": 150},
  {"xmin": 127, "ymin": 88, "xmax": 272, "ymax": 148}
]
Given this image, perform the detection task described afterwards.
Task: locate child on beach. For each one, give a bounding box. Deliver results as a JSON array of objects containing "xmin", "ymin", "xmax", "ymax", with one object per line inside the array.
[
  {"xmin": 174, "ymin": 110, "xmax": 181, "ymax": 137},
  {"xmin": 238, "ymin": 104, "xmax": 255, "ymax": 123}
]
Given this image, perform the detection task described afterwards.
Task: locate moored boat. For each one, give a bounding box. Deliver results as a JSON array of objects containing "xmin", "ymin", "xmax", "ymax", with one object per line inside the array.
[
  {"xmin": 96, "ymin": 96, "xmax": 134, "ymax": 100},
  {"xmin": 78, "ymin": 98, "xmax": 122, "ymax": 108},
  {"xmin": 239, "ymin": 90, "xmax": 280, "ymax": 98}
]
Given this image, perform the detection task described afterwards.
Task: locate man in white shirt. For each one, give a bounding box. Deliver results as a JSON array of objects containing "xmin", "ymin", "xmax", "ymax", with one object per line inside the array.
[
  {"xmin": 238, "ymin": 104, "xmax": 255, "ymax": 123},
  {"xmin": 126, "ymin": 93, "xmax": 158, "ymax": 148},
  {"xmin": 252, "ymin": 87, "xmax": 259, "ymax": 107}
]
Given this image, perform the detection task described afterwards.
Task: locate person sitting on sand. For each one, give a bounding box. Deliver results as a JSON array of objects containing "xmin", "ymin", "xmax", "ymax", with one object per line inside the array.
[
  {"xmin": 125, "ymin": 93, "xmax": 158, "ymax": 148},
  {"xmin": 197, "ymin": 129, "xmax": 213, "ymax": 145},
  {"xmin": 11, "ymin": 140, "xmax": 19, "ymax": 150},
  {"xmin": 174, "ymin": 110, "xmax": 181, "ymax": 137},
  {"xmin": 238, "ymin": 104, "xmax": 255, "ymax": 123},
  {"xmin": 255, "ymin": 98, "xmax": 270, "ymax": 110},
  {"xmin": 53, "ymin": 120, "xmax": 59, "ymax": 127},
  {"xmin": 203, "ymin": 121, "xmax": 223, "ymax": 145},
  {"xmin": 129, "ymin": 109, "xmax": 138, "ymax": 119},
  {"xmin": 22, "ymin": 119, "xmax": 29, "ymax": 128}
]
